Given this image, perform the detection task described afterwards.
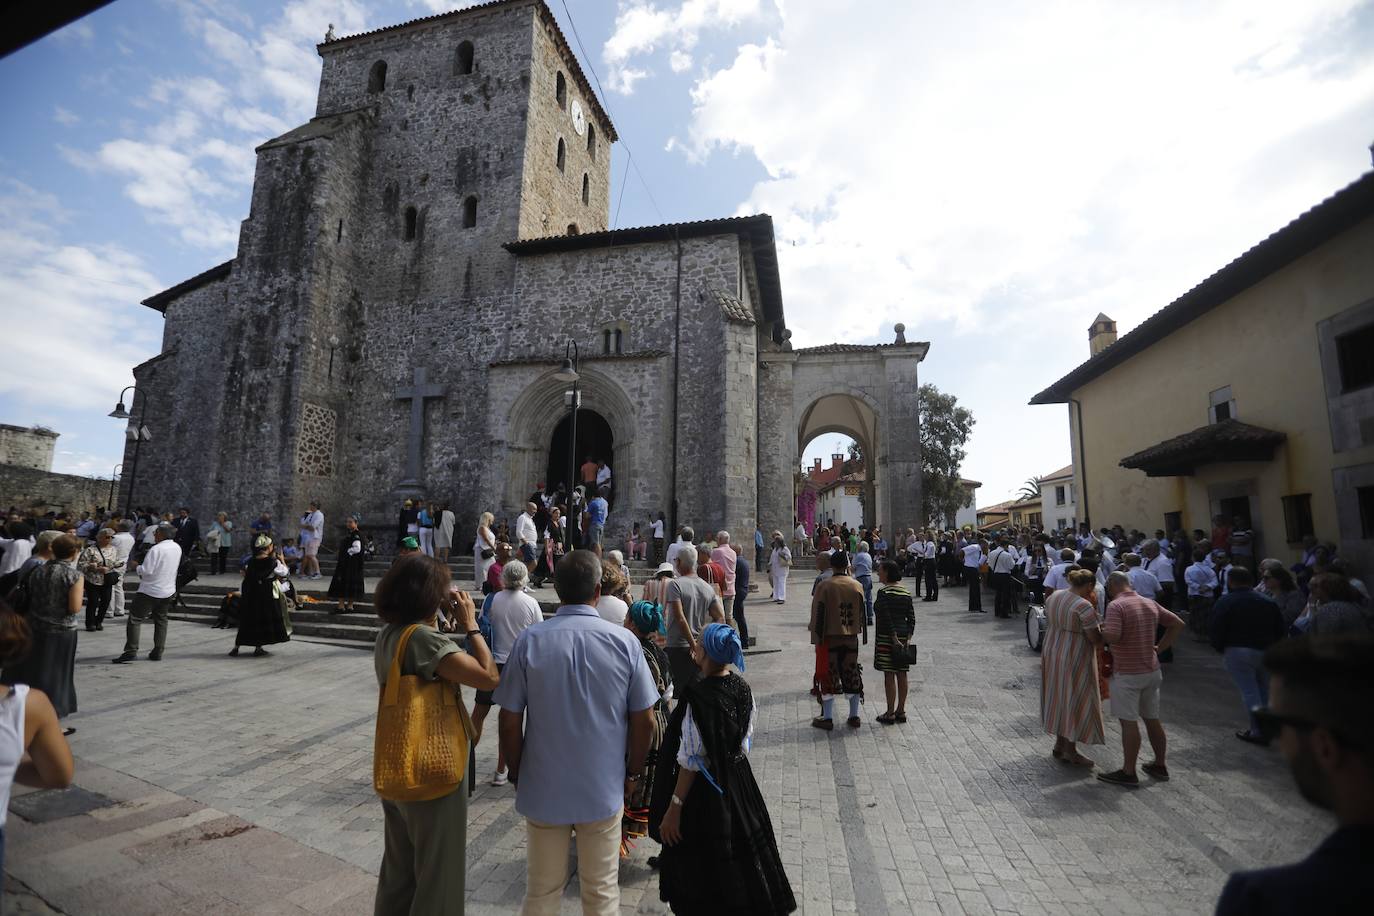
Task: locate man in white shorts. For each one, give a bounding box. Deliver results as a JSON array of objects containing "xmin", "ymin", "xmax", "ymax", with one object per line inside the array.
[{"xmin": 1098, "ymin": 571, "xmax": 1186, "ymax": 787}]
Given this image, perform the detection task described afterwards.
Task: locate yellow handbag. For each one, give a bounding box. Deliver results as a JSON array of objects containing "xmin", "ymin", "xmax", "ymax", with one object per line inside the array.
[{"xmin": 373, "ymin": 624, "xmax": 476, "ymax": 802}]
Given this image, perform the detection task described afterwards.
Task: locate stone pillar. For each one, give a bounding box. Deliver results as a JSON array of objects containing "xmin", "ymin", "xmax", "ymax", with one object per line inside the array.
[
  {"xmin": 757, "ymin": 351, "xmax": 796, "ymax": 538},
  {"xmin": 881, "ymin": 353, "xmax": 922, "ymax": 531}
]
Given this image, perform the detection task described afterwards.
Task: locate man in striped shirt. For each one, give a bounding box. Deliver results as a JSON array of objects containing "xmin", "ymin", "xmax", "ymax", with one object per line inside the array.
[{"xmin": 1097, "ymin": 571, "xmax": 1187, "ymax": 787}]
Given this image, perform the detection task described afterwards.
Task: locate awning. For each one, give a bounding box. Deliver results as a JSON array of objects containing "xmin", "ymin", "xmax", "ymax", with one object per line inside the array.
[{"xmin": 1119, "ymin": 419, "xmax": 1286, "ymax": 477}]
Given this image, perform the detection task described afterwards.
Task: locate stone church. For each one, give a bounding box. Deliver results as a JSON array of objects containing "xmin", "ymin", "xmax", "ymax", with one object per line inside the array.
[{"xmin": 123, "ymin": 0, "xmax": 928, "ymax": 550}]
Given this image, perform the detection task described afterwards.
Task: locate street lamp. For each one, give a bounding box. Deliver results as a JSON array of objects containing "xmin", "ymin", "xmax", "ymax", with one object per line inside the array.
[
  {"xmin": 109, "ymin": 385, "xmax": 153, "ymax": 511},
  {"xmin": 556, "ymin": 341, "xmax": 580, "ymax": 520},
  {"xmin": 107, "ymin": 464, "xmax": 122, "ymax": 513}
]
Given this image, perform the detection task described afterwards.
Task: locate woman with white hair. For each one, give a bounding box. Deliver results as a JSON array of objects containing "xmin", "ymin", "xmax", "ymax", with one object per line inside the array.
[
  {"xmin": 470, "ymin": 558, "xmax": 541, "ymax": 786},
  {"xmin": 473, "ymin": 511, "xmax": 496, "ymax": 591},
  {"xmin": 607, "ymin": 549, "xmax": 631, "ymax": 585},
  {"xmin": 768, "ymin": 531, "xmax": 792, "ymax": 604}
]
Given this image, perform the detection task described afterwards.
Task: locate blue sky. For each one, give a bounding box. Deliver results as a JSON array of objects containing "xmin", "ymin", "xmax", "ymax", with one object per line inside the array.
[{"xmin": 2, "ymin": 0, "xmax": 1373, "ymax": 510}]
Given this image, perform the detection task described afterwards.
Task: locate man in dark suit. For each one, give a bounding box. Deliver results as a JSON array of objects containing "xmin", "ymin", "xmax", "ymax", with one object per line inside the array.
[
  {"xmin": 172, "ymin": 507, "xmax": 200, "ymax": 555},
  {"xmin": 1216, "ymin": 636, "xmax": 1374, "ymax": 914}
]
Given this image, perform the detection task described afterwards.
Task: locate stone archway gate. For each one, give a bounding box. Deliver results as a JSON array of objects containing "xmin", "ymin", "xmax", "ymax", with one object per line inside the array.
[{"xmin": 757, "ymin": 331, "xmax": 929, "ymax": 539}]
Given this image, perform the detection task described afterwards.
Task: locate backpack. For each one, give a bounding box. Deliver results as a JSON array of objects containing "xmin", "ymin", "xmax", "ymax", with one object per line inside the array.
[{"xmin": 476, "ymin": 592, "xmax": 495, "ymax": 650}]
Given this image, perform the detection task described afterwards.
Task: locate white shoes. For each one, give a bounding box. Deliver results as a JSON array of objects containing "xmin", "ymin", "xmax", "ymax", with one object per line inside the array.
[{"xmin": 492, "ymin": 769, "xmax": 508, "ymax": 787}]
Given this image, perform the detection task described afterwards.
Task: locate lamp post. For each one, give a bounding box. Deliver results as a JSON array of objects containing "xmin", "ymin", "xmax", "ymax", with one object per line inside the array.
[
  {"xmin": 108, "ymin": 386, "xmax": 153, "ymax": 512},
  {"xmin": 555, "ymin": 341, "xmax": 580, "ymax": 515},
  {"xmin": 107, "ymin": 464, "xmax": 122, "ymax": 514}
]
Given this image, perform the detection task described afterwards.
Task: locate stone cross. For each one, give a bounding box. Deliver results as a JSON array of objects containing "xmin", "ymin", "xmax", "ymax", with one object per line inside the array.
[{"xmin": 394, "ymin": 367, "xmax": 446, "ymax": 488}]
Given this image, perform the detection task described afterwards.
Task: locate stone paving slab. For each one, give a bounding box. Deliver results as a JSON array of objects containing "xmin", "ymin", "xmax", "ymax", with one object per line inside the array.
[{"xmin": 8, "ymin": 582, "xmax": 1332, "ymax": 914}]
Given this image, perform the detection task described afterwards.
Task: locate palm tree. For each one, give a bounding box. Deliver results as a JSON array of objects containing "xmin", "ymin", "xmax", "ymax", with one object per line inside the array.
[{"xmin": 1018, "ymin": 477, "xmax": 1041, "ymax": 501}]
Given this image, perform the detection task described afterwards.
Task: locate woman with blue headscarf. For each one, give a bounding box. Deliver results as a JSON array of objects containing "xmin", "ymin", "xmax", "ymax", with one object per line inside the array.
[
  {"xmin": 650, "ymin": 623, "xmax": 796, "ymax": 914},
  {"xmin": 621, "ymin": 600, "xmax": 673, "ymax": 856}
]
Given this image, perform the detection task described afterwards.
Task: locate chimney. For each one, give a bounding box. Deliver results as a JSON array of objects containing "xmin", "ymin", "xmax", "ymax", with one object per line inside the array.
[
  {"xmin": 812, "ymin": 457, "xmax": 822, "ymax": 473},
  {"xmin": 1088, "ymin": 313, "xmax": 1117, "ymax": 357},
  {"xmin": 832, "ymin": 453, "xmax": 844, "ymax": 470}
]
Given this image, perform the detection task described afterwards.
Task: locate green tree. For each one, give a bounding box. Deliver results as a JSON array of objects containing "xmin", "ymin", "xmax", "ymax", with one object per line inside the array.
[
  {"xmin": 1018, "ymin": 477, "xmax": 1041, "ymax": 501},
  {"xmin": 919, "ymin": 383, "xmax": 976, "ymax": 526}
]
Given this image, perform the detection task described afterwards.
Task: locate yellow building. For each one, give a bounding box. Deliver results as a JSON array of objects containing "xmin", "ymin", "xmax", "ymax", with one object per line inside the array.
[{"xmin": 1031, "ymin": 171, "xmax": 1374, "ymax": 574}]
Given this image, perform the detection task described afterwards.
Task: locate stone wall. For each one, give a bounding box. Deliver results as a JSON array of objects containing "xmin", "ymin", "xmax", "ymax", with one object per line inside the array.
[
  {"xmin": 0, "ymin": 425, "xmax": 57, "ymax": 472},
  {"xmin": 1, "ymin": 464, "xmax": 111, "ymax": 514}
]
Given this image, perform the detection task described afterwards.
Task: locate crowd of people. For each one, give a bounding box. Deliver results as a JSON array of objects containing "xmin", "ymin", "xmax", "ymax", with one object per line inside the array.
[{"xmin": 4, "ymin": 495, "xmax": 1371, "ymax": 914}]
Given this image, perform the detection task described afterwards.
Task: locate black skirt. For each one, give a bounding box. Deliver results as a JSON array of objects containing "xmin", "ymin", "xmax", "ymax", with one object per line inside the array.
[
  {"xmin": 2, "ymin": 627, "xmax": 78, "ymax": 718},
  {"xmin": 650, "ymin": 677, "xmax": 796, "ymax": 915}
]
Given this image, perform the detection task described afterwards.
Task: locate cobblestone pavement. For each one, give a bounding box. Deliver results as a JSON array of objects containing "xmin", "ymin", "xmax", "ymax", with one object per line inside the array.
[{"xmin": 9, "ymin": 579, "xmax": 1330, "ymax": 914}]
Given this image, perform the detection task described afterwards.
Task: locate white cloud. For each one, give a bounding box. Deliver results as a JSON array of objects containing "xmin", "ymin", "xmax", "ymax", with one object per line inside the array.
[
  {"xmin": 668, "ymin": 0, "xmax": 1374, "ymax": 502},
  {"xmin": 53, "ymin": 106, "xmax": 80, "ymax": 126},
  {"xmin": 603, "ymin": 0, "xmax": 769, "ymax": 93},
  {"xmin": 0, "ymin": 180, "xmax": 163, "ymax": 414}
]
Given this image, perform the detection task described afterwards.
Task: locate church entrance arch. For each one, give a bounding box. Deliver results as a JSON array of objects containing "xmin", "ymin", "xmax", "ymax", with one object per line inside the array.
[
  {"xmin": 498, "ymin": 365, "xmax": 639, "ymax": 523},
  {"xmin": 546, "ymin": 409, "xmax": 613, "ymax": 497}
]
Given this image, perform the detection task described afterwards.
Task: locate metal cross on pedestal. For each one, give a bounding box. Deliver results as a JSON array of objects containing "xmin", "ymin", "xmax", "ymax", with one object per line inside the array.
[{"xmin": 394, "ymin": 367, "xmax": 446, "ymax": 489}]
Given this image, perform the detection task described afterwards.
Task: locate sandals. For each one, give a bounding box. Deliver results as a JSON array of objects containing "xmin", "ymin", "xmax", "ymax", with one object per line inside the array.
[{"xmin": 876, "ymin": 712, "xmax": 897, "ymax": 725}]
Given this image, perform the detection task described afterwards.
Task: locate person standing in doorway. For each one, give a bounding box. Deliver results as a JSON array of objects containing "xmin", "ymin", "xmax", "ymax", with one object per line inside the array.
[
  {"xmin": 298, "ymin": 500, "xmax": 324, "ymax": 579},
  {"xmin": 112, "ymin": 523, "xmax": 180, "ymax": 663},
  {"xmin": 495, "ymin": 550, "xmax": 659, "ymax": 916},
  {"xmin": 579, "ymin": 454, "xmax": 599, "ymax": 491}
]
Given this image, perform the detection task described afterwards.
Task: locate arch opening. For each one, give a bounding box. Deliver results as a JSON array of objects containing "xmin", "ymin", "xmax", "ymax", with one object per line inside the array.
[
  {"xmin": 795, "ymin": 392, "xmax": 880, "ymax": 535},
  {"xmin": 546, "ymin": 408, "xmax": 613, "ymax": 499},
  {"xmin": 455, "ymin": 41, "xmax": 474, "ymax": 75},
  {"xmin": 368, "ymin": 60, "xmax": 387, "ymax": 94}
]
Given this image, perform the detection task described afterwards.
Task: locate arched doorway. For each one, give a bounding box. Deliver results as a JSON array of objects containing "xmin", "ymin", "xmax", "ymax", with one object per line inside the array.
[{"xmin": 546, "ymin": 408, "xmax": 614, "ymax": 497}]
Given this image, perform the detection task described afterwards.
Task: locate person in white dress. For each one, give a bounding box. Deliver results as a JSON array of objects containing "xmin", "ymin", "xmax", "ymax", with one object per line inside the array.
[
  {"xmin": 433, "ymin": 503, "xmax": 456, "ymax": 562},
  {"xmin": 768, "ymin": 530, "xmax": 792, "ymax": 604},
  {"xmin": 474, "ymin": 511, "xmax": 496, "ymax": 590}
]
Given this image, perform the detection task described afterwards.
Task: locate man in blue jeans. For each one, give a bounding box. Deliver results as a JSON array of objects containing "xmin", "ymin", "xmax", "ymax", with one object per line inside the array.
[
  {"xmin": 585, "ymin": 486, "xmax": 609, "ymax": 555},
  {"xmin": 1208, "ymin": 566, "xmax": 1286, "ymax": 745}
]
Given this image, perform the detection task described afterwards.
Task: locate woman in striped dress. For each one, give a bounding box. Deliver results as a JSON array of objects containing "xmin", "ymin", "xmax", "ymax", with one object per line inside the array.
[
  {"xmin": 1040, "ymin": 568, "xmax": 1105, "ymax": 766},
  {"xmin": 873, "ymin": 559, "xmax": 915, "ymax": 725}
]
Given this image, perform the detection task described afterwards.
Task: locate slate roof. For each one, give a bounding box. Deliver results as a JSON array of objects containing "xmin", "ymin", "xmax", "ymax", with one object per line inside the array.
[
  {"xmin": 257, "ymin": 107, "xmax": 372, "ymax": 151},
  {"xmin": 1031, "ymin": 170, "xmax": 1374, "ymax": 404},
  {"xmin": 141, "ymin": 261, "xmax": 233, "ymax": 312},
  {"xmin": 318, "ymin": 0, "xmax": 617, "ymax": 141},
  {"xmin": 505, "ymin": 214, "xmax": 785, "ymax": 330},
  {"xmin": 1119, "ymin": 419, "xmax": 1286, "ymax": 477}
]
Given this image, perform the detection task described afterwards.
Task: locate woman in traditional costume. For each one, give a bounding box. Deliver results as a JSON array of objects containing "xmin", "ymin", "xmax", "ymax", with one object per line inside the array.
[
  {"xmin": 622, "ymin": 599, "xmax": 673, "ymax": 857},
  {"xmin": 872, "ymin": 559, "xmax": 915, "ymax": 724},
  {"xmin": 1040, "ymin": 567, "xmax": 1105, "ymax": 766},
  {"xmin": 327, "ymin": 516, "xmax": 368, "ymax": 614},
  {"xmin": 231, "ymin": 535, "xmax": 290, "ymax": 657},
  {"xmin": 651, "ymin": 624, "xmax": 795, "ymax": 915}
]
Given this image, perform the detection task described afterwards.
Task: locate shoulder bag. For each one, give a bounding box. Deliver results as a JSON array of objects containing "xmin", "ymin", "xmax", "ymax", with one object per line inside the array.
[{"xmin": 374, "ymin": 624, "xmax": 476, "ymax": 802}]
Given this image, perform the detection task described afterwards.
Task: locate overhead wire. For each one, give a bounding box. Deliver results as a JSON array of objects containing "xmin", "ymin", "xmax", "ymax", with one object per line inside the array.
[{"xmin": 557, "ymin": 0, "xmax": 666, "ymax": 226}]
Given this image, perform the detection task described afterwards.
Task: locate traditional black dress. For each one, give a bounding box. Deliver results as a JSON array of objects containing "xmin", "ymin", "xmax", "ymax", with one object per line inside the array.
[
  {"xmin": 649, "ymin": 673, "xmax": 796, "ymax": 915},
  {"xmin": 327, "ymin": 531, "xmax": 367, "ymax": 600},
  {"xmin": 235, "ymin": 556, "xmax": 291, "ymax": 648}
]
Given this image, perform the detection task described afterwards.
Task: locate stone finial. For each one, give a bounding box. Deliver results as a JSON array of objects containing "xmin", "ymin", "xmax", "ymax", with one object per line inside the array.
[
  {"xmin": 781, "ymin": 328, "xmax": 793, "ymax": 352},
  {"xmin": 894, "ymin": 322, "xmax": 906, "ymax": 344},
  {"xmin": 325, "ymin": 23, "xmax": 337, "ymax": 42}
]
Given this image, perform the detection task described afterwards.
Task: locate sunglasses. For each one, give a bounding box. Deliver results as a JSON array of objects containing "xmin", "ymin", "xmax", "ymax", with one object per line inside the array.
[{"xmin": 1253, "ymin": 707, "xmax": 1366, "ymax": 750}]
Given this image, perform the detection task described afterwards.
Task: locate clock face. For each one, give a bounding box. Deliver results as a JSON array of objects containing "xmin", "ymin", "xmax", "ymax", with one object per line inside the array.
[{"xmin": 571, "ymin": 99, "xmax": 586, "ymax": 136}]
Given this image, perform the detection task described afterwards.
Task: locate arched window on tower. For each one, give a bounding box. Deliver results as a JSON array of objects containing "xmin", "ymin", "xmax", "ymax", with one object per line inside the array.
[
  {"xmin": 368, "ymin": 60, "xmax": 388, "ymax": 94},
  {"xmin": 555, "ymin": 71, "xmax": 566, "ymax": 109},
  {"xmin": 462, "ymin": 196, "xmax": 478, "ymax": 228},
  {"xmin": 614, "ymin": 328, "xmax": 623, "ymax": 354},
  {"xmin": 455, "ymin": 41, "xmax": 474, "ymax": 75},
  {"xmin": 556, "ymin": 138, "xmax": 566, "ymax": 173},
  {"xmin": 403, "ymin": 206, "xmax": 417, "ymax": 240},
  {"xmin": 587, "ymin": 124, "xmax": 596, "ymax": 159},
  {"xmin": 567, "ymin": 223, "xmax": 579, "ymax": 236},
  {"xmin": 581, "ymin": 173, "xmax": 589, "ymax": 205},
  {"xmin": 603, "ymin": 329, "xmax": 612, "ymax": 355}
]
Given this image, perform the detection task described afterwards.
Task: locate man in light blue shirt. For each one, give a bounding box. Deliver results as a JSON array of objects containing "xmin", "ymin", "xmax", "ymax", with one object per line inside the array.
[
  {"xmin": 496, "ymin": 550, "xmax": 657, "ymax": 915},
  {"xmin": 585, "ymin": 487, "xmax": 610, "ymax": 553}
]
